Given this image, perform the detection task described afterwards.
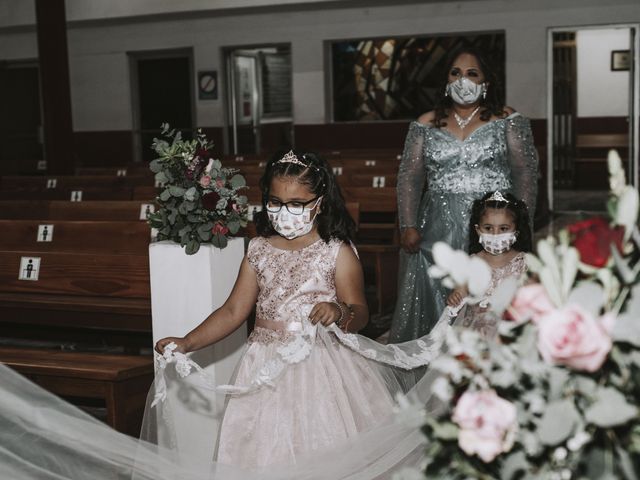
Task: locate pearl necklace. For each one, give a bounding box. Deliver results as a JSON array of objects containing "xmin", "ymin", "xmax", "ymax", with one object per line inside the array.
[{"xmin": 453, "ymin": 106, "xmax": 481, "ymax": 130}]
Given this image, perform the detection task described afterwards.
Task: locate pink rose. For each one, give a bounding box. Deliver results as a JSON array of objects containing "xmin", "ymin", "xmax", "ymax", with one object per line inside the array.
[
  {"xmin": 536, "ymin": 305, "xmax": 613, "ymax": 372},
  {"xmin": 212, "ymin": 223, "xmax": 229, "ymax": 236},
  {"xmin": 199, "ymin": 175, "xmax": 212, "ymax": 187},
  {"xmin": 506, "ymin": 284, "xmax": 556, "ymax": 324},
  {"xmin": 216, "ymin": 178, "xmax": 225, "ymax": 188},
  {"xmin": 452, "ymin": 390, "xmax": 517, "ymax": 463}
]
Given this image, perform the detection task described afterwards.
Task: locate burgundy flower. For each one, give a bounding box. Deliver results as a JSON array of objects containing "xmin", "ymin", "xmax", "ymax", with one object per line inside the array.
[
  {"xmin": 202, "ymin": 191, "xmax": 221, "ymax": 211},
  {"xmin": 567, "ymin": 217, "xmax": 624, "ymax": 267},
  {"xmin": 212, "ymin": 223, "xmax": 229, "ymax": 236}
]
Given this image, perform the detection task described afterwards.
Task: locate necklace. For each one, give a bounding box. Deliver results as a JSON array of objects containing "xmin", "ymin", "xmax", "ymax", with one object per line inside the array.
[{"xmin": 453, "ymin": 106, "xmax": 481, "ymax": 130}]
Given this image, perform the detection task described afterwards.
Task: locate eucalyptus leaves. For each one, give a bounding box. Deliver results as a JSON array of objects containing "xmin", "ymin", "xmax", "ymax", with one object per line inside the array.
[{"xmin": 147, "ymin": 124, "xmax": 249, "ymax": 254}]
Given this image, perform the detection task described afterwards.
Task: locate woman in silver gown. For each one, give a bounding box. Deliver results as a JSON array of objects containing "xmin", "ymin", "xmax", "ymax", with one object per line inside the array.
[{"xmin": 388, "ymin": 47, "xmax": 538, "ymax": 343}]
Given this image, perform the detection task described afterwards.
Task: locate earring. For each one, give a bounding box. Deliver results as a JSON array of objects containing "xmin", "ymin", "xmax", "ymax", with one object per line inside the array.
[{"xmin": 482, "ymin": 89, "xmax": 487, "ymax": 99}]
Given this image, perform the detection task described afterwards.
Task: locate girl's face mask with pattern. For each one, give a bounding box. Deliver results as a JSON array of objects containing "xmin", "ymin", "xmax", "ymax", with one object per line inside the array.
[
  {"xmin": 267, "ymin": 197, "xmax": 322, "ymax": 240},
  {"xmin": 478, "ymin": 232, "xmax": 517, "ymax": 255},
  {"xmin": 475, "ymin": 208, "xmax": 517, "ymax": 256}
]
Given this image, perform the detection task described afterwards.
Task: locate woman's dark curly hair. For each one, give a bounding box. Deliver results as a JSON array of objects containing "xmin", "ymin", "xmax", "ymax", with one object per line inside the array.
[
  {"xmin": 468, "ymin": 191, "xmax": 532, "ymax": 254},
  {"xmin": 433, "ymin": 46, "xmax": 507, "ymax": 128},
  {"xmin": 254, "ymin": 149, "xmax": 356, "ymax": 243}
]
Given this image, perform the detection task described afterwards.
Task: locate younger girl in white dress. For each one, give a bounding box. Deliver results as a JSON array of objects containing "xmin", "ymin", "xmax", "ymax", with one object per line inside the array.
[{"xmin": 446, "ymin": 191, "xmax": 532, "ymax": 338}]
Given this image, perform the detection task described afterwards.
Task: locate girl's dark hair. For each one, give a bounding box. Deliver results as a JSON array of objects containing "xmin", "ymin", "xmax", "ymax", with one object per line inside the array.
[
  {"xmin": 468, "ymin": 191, "xmax": 532, "ymax": 254},
  {"xmin": 254, "ymin": 149, "xmax": 356, "ymax": 242},
  {"xmin": 433, "ymin": 46, "xmax": 506, "ymax": 128}
]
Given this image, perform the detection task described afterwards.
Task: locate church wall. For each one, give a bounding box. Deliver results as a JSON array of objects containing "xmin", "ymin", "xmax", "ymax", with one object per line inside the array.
[{"xmin": 0, "ymin": 0, "xmax": 637, "ymax": 157}]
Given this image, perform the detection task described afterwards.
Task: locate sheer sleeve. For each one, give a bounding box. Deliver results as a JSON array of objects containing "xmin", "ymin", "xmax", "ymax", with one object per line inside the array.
[
  {"xmin": 505, "ymin": 113, "xmax": 539, "ymax": 226},
  {"xmin": 397, "ymin": 121, "xmax": 428, "ymax": 228}
]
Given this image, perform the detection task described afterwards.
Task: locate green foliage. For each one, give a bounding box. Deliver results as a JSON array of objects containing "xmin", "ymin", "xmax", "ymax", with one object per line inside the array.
[{"xmin": 147, "ymin": 124, "xmax": 249, "ymax": 254}]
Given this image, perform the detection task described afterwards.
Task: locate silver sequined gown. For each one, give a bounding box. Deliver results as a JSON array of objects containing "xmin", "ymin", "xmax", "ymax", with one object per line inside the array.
[{"xmin": 388, "ymin": 113, "xmax": 538, "ymax": 343}]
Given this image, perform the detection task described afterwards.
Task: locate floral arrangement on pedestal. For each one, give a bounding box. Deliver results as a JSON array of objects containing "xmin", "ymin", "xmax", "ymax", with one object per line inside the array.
[
  {"xmin": 396, "ymin": 150, "xmax": 640, "ymax": 480},
  {"xmin": 147, "ymin": 124, "xmax": 249, "ymax": 254}
]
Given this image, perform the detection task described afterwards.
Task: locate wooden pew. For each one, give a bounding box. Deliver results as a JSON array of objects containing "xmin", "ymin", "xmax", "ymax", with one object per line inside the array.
[
  {"xmin": 0, "ymin": 218, "xmax": 154, "ymax": 435},
  {"xmin": 0, "ymin": 346, "xmax": 152, "ymax": 435},
  {"xmin": 340, "ymin": 173, "xmax": 397, "ymax": 188},
  {"xmin": 0, "ymin": 220, "xmax": 151, "ymax": 254},
  {"xmin": 0, "ymin": 200, "xmax": 156, "ymax": 221},
  {"xmin": 574, "ymin": 133, "xmax": 629, "ymax": 189},
  {"xmin": 343, "ymin": 187, "xmax": 398, "ymax": 245},
  {"xmin": 1, "ymin": 174, "xmax": 154, "ymax": 189},
  {"xmin": 0, "ymin": 186, "xmax": 135, "ymax": 201},
  {"xmin": 132, "ymin": 185, "xmax": 159, "ymax": 201},
  {"xmin": 323, "ymin": 149, "xmax": 401, "ymax": 162},
  {"xmin": 75, "ymin": 166, "xmax": 153, "ymax": 177},
  {"xmin": 0, "ymin": 174, "xmax": 156, "ymax": 201},
  {"xmin": 342, "ymin": 191, "xmax": 399, "ymax": 315}
]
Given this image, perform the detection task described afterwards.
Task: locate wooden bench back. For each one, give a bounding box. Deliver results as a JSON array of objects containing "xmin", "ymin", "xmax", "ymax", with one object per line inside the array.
[
  {"xmin": 75, "ymin": 166, "xmax": 153, "ymax": 176},
  {"xmin": 576, "ymin": 133, "xmax": 629, "ymax": 149},
  {"xmin": 0, "ymin": 220, "xmax": 151, "ymax": 255},
  {"xmin": 0, "ymin": 250, "xmax": 150, "ymax": 299},
  {"xmin": 343, "ymin": 187, "xmax": 397, "ymax": 212},
  {"xmin": 1, "ymin": 175, "xmax": 154, "ymax": 189},
  {"xmin": 0, "ymin": 200, "xmax": 155, "ymax": 221},
  {"xmin": 340, "ymin": 173, "xmax": 397, "ymax": 188},
  {"xmin": 0, "ymin": 186, "xmax": 135, "ymax": 201}
]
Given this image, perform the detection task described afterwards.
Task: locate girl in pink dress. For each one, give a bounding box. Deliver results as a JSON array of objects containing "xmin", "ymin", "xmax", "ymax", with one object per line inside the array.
[
  {"xmin": 154, "ymin": 150, "xmax": 437, "ymax": 473},
  {"xmin": 446, "ymin": 191, "xmax": 532, "ymax": 338}
]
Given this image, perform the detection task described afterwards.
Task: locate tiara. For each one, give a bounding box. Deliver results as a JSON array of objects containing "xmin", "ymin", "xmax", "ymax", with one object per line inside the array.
[
  {"xmin": 486, "ymin": 191, "xmax": 509, "ymax": 203},
  {"xmin": 275, "ymin": 150, "xmax": 308, "ymax": 167}
]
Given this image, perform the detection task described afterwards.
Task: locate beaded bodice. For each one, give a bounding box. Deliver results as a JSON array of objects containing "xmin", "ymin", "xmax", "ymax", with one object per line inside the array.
[
  {"xmin": 247, "ymin": 236, "xmax": 341, "ymax": 332},
  {"xmin": 396, "ymin": 112, "xmax": 538, "ymax": 229}
]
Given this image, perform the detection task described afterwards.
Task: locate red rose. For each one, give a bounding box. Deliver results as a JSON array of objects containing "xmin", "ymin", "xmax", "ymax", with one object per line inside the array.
[
  {"xmin": 567, "ymin": 217, "xmax": 624, "ymax": 267},
  {"xmin": 212, "ymin": 223, "xmax": 229, "ymax": 236},
  {"xmin": 196, "ymin": 148, "xmax": 210, "ymax": 159},
  {"xmin": 201, "ymin": 191, "xmax": 221, "ymax": 210}
]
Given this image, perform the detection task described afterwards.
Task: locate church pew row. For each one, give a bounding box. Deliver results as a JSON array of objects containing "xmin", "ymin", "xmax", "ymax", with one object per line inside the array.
[
  {"xmin": 0, "ymin": 174, "xmax": 155, "ymax": 189},
  {"xmin": 75, "ymin": 166, "xmax": 153, "ymax": 176},
  {"xmin": 0, "ymin": 186, "xmax": 135, "ymax": 201},
  {"xmin": 343, "ymin": 187, "xmax": 398, "ymax": 245},
  {"xmin": 0, "ymin": 200, "xmax": 156, "ymax": 221},
  {"xmin": 240, "ymin": 172, "xmax": 398, "ymax": 193},
  {"xmin": 0, "ymin": 174, "xmax": 156, "ymax": 201},
  {"xmin": 0, "ymin": 219, "xmax": 154, "ymax": 435},
  {"xmin": 0, "ymin": 220, "xmax": 151, "ymax": 255},
  {"xmin": 0, "ymin": 346, "xmax": 152, "ymax": 436},
  {"xmin": 346, "ymin": 190, "xmax": 398, "ymax": 314}
]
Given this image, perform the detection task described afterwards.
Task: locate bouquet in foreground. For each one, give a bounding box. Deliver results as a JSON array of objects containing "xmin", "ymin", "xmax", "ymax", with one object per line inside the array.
[
  {"xmin": 148, "ymin": 124, "xmax": 249, "ymax": 254},
  {"xmin": 397, "ymin": 150, "xmax": 640, "ymax": 480}
]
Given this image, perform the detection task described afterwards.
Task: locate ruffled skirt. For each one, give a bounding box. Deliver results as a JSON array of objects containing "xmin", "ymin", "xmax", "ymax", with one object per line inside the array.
[{"xmin": 216, "ymin": 327, "xmax": 397, "ymax": 467}]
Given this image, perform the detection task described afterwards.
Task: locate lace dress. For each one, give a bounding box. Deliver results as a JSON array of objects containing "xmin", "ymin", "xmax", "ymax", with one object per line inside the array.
[
  {"xmin": 389, "ymin": 113, "xmax": 538, "ymax": 343},
  {"xmin": 455, "ymin": 252, "xmax": 528, "ymax": 339},
  {"xmin": 215, "ymin": 237, "xmax": 396, "ymax": 468}
]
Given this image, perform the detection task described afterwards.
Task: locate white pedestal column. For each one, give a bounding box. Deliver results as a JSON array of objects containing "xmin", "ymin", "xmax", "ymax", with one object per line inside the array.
[{"xmin": 149, "ymin": 238, "xmax": 246, "ymax": 462}]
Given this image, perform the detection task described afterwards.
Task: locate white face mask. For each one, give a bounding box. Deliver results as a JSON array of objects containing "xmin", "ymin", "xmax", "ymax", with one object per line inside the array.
[
  {"xmin": 267, "ymin": 197, "xmax": 322, "ymax": 240},
  {"xmin": 479, "ymin": 232, "xmax": 516, "ymax": 255},
  {"xmin": 446, "ymin": 77, "xmax": 487, "ymax": 105}
]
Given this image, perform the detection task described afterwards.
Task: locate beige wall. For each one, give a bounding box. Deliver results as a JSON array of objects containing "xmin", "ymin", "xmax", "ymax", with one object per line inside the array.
[{"xmin": 0, "ymin": 0, "xmax": 638, "ymax": 131}]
